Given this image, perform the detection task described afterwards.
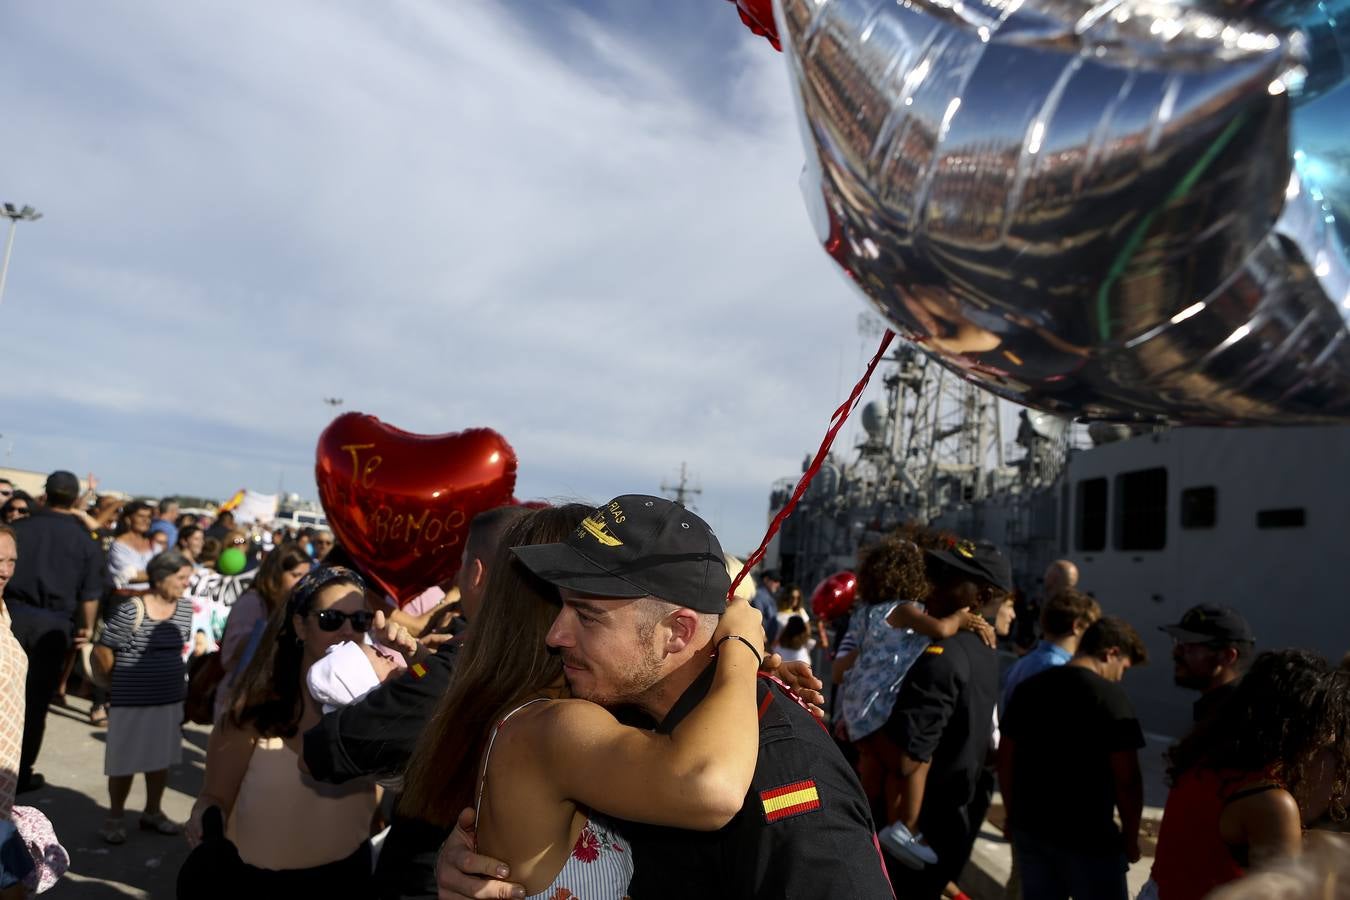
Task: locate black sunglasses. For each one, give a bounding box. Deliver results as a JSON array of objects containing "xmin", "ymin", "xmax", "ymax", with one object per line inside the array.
[{"xmin": 311, "ymin": 608, "xmax": 376, "ymax": 633}]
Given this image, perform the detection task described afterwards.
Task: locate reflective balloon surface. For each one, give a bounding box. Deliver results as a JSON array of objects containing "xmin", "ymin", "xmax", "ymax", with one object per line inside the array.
[
  {"xmin": 811, "ymin": 570, "xmax": 857, "ymax": 621},
  {"xmin": 315, "ymin": 413, "xmax": 518, "ymax": 605},
  {"xmin": 776, "ymin": 0, "xmax": 1350, "ymax": 423}
]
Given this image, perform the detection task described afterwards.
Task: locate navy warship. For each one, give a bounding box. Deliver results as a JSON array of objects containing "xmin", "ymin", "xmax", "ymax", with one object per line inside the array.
[{"xmin": 766, "ymin": 338, "xmax": 1350, "ymax": 739}]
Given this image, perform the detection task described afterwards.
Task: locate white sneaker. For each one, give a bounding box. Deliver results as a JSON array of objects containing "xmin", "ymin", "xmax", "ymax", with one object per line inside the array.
[{"xmin": 878, "ymin": 820, "xmax": 939, "ymax": 869}]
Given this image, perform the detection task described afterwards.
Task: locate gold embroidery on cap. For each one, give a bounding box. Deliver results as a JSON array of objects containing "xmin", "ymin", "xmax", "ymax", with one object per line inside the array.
[{"xmin": 579, "ymin": 514, "xmax": 623, "ymax": 547}]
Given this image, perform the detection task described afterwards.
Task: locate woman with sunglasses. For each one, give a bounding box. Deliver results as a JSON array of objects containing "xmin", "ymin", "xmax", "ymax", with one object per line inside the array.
[
  {"xmin": 0, "ymin": 492, "xmax": 32, "ymax": 525},
  {"xmin": 186, "ymin": 566, "xmax": 401, "ymax": 892},
  {"xmin": 211, "ymin": 542, "xmax": 312, "ymax": 721}
]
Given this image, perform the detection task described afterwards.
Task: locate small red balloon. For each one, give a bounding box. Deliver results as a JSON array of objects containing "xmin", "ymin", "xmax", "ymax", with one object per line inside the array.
[
  {"xmin": 811, "ymin": 571, "xmax": 857, "ymax": 622},
  {"xmin": 727, "ymin": 0, "xmax": 780, "ymax": 50},
  {"xmin": 316, "ymin": 413, "xmax": 518, "ymax": 606}
]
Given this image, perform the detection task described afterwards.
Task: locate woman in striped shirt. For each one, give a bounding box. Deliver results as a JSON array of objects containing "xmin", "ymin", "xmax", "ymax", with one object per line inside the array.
[{"xmin": 97, "ymin": 550, "xmax": 194, "ymax": 844}]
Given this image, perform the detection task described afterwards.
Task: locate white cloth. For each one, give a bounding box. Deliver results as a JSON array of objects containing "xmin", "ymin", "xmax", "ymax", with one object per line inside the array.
[
  {"xmin": 107, "ymin": 540, "xmax": 155, "ymax": 590},
  {"xmin": 306, "ymin": 641, "xmax": 382, "ymax": 714}
]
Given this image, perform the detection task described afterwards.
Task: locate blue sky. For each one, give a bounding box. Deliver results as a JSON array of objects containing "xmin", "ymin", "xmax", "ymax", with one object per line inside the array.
[{"xmin": 0, "ymin": 1, "xmax": 885, "ymax": 554}]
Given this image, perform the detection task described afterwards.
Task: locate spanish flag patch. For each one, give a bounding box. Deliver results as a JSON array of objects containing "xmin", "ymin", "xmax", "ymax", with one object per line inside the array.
[
  {"xmin": 760, "ymin": 780, "xmax": 821, "ymax": 823},
  {"xmin": 924, "ymin": 645, "xmax": 944, "ymax": 655},
  {"xmin": 409, "ymin": 662, "xmax": 428, "ymax": 679}
]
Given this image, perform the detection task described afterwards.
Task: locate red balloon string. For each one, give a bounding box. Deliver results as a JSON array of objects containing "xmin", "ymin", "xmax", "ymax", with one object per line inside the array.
[{"xmin": 728, "ymin": 328, "xmax": 896, "ymax": 600}]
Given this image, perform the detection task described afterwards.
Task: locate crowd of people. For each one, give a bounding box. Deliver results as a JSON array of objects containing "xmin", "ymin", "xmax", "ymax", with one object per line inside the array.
[{"xmin": 0, "ymin": 471, "xmax": 1346, "ymax": 898}]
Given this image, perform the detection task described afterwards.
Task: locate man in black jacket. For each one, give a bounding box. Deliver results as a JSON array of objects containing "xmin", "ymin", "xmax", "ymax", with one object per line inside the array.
[
  {"xmin": 882, "ymin": 541, "xmax": 1010, "ymax": 900},
  {"xmin": 6, "ymin": 470, "xmax": 106, "ymax": 792},
  {"xmin": 302, "ymin": 505, "xmax": 528, "ymax": 900}
]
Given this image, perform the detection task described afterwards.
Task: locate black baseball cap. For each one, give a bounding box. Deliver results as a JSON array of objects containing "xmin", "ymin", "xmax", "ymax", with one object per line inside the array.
[
  {"xmin": 512, "ymin": 494, "xmax": 730, "ymax": 614},
  {"xmin": 925, "ymin": 539, "xmax": 1014, "ymax": 594},
  {"xmin": 1161, "ymin": 604, "xmax": 1254, "ymax": 645}
]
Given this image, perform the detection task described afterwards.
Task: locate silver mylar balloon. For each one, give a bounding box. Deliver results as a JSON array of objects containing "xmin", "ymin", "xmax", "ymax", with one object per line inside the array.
[{"xmin": 777, "ymin": 0, "xmax": 1350, "ymax": 423}]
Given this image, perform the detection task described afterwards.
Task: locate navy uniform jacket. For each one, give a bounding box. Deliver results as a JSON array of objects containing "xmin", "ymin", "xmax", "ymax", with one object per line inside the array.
[
  {"xmin": 304, "ymin": 639, "xmax": 461, "ymax": 900},
  {"xmin": 887, "ymin": 629, "xmax": 998, "ymax": 810},
  {"xmin": 621, "ymin": 668, "xmax": 893, "ymax": 900},
  {"xmin": 883, "ymin": 630, "xmax": 999, "ymax": 899}
]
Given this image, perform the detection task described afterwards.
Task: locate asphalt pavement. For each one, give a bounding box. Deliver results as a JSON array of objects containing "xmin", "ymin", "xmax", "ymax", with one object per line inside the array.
[{"xmin": 17, "ymin": 695, "xmax": 203, "ymax": 899}]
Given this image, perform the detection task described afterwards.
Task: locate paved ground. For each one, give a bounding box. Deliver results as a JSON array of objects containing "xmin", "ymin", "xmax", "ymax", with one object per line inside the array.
[
  {"xmin": 22, "ymin": 694, "xmax": 1176, "ymax": 899},
  {"xmin": 18, "ymin": 696, "xmax": 203, "ymax": 899}
]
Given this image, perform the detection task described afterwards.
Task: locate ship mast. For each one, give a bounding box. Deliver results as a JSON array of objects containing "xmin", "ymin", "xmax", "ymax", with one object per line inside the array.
[{"xmin": 661, "ymin": 462, "xmax": 702, "ymax": 509}]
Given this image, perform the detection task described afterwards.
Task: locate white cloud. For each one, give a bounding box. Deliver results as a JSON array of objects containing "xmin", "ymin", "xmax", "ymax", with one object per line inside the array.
[{"xmin": 1, "ymin": 1, "xmax": 875, "ymax": 552}]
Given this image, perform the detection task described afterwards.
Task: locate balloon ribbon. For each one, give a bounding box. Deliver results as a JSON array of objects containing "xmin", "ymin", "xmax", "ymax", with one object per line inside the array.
[{"xmin": 728, "ymin": 328, "xmax": 896, "ymax": 600}]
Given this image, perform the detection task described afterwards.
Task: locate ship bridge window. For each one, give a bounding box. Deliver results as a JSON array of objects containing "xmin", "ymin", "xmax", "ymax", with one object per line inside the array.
[
  {"xmin": 1257, "ymin": 508, "xmax": 1306, "ymax": 529},
  {"xmin": 1115, "ymin": 467, "xmax": 1167, "ymax": 551},
  {"xmin": 1075, "ymin": 478, "xmax": 1107, "ymax": 552},
  {"xmin": 1181, "ymin": 486, "xmax": 1217, "ymax": 529}
]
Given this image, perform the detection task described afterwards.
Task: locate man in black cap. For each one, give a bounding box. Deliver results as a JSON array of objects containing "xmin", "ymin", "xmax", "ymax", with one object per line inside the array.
[
  {"xmin": 881, "ymin": 539, "xmax": 1012, "ymax": 900},
  {"xmin": 436, "ymin": 494, "xmax": 893, "ymax": 900},
  {"xmin": 6, "ymin": 470, "xmax": 106, "ymax": 792},
  {"xmin": 1161, "ymin": 603, "xmax": 1254, "ymax": 724}
]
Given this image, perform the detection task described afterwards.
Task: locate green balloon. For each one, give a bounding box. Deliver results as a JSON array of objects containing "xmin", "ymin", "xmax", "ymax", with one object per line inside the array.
[{"xmin": 217, "ymin": 547, "xmax": 247, "ymax": 576}]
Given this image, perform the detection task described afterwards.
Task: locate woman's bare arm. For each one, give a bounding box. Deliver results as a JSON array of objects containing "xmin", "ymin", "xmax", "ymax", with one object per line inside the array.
[{"xmin": 534, "ymin": 601, "xmax": 764, "ymax": 831}]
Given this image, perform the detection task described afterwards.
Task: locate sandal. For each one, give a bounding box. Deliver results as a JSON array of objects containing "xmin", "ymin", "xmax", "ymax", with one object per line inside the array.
[
  {"xmin": 89, "ymin": 704, "xmax": 109, "ymax": 727},
  {"xmin": 139, "ymin": 811, "xmax": 183, "ymax": 835},
  {"xmin": 100, "ymin": 817, "xmax": 126, "ymax": 845}
]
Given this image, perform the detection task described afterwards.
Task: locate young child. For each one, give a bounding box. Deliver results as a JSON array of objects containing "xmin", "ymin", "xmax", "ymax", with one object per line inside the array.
[
  {"xmin": 839, "ymin": 534, "xmax": 996, "ymax": 868},
  {"xmin": 775, "ymin": 615, "xmax": 817, "ymax": 665}
]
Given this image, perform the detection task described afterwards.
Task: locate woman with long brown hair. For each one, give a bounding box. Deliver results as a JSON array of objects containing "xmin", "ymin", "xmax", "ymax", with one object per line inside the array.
[
  {"xmin": 400, "ymin": 504, "xmax": 764, "ymax": 898},
  {"xmin": 212, "ymin": 542, "xmax": 312, "ymax": 721},
  {"xmin": 186, "ymin": 566, "xmax": 414, "ymax": 892}
]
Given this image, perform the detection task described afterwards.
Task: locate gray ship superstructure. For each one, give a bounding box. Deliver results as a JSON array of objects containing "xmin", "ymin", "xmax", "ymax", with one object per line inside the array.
[{"xmin": 768, "ymin": 345, "xmax": 1350, "ymax": 738}]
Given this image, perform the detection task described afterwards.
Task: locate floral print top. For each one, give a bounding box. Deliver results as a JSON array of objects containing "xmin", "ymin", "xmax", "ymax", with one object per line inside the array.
[
  {"xmin": 533, "ymin": 815, "xmax": 632, "ymax": 900},
  {"xmin": 839, "ymin": 600, "xmax": 931, "ymax": 741},
  {"xmin": 476, "ymin": 699, "xmax": 634, "ymax": 900}
]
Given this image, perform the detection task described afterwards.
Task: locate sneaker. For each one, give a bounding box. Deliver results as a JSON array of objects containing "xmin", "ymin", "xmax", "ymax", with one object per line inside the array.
[
  {"xmin": 879, "ymin": 820, "xmax": 939, "ymax": 869},
  {"xmin": 99, "ymin": 817, "xmax": 127, "ymax": 845}
]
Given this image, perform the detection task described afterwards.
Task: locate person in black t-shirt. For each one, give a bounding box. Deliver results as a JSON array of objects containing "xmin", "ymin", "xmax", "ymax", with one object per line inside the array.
[
  {"xmin": 998, "ymin": 616, "xmax": 1150, "ymax": 900},
  {"xmin": 5, "ymin": 471, "xmax": 106, "ymax": 793}
]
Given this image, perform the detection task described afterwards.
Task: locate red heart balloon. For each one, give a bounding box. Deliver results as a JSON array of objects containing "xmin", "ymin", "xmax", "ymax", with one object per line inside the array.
[
  {"xmin": 726, "ymin": 0, "xmax": 780, "ymax": 50},
  {"xmin": 811, "ymin": 571, "xmax": 857, "ymax": 622},
  {"xmin": 315, "ymin": 413, "xmax": 518, "ymax": 606}
]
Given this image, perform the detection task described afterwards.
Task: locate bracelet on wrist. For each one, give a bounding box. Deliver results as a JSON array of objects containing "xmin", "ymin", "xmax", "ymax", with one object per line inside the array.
[{"xmin": 714, "ymin": 633, "xmax": 763, "ymax": 668}]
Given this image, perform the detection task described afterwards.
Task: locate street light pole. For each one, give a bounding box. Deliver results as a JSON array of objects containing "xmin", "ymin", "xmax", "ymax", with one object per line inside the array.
[{"xmin": 0, "ymin": 203, "xmax": 43, "ymax": 307}]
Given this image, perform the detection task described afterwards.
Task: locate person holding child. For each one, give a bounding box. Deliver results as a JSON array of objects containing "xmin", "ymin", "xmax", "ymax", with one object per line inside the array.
[
  {"xmin": 838, "ymin": 535, "xmax": 997, "ymax": 865},
  {"xmin": 880, "ymin": 539, "xmax": 1013, "ymax": 899}
]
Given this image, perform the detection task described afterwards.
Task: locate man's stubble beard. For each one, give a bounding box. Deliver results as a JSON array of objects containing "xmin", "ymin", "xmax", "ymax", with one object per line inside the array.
[{"xmin": 571, "ymin": 622, "xmax": 666, "ymax": 711}]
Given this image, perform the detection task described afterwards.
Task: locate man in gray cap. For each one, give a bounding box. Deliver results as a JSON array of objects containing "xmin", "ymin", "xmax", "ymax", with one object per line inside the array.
[{"xmin": 6, "ymin": 470, "xmax": 106, "ymax": 791}]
